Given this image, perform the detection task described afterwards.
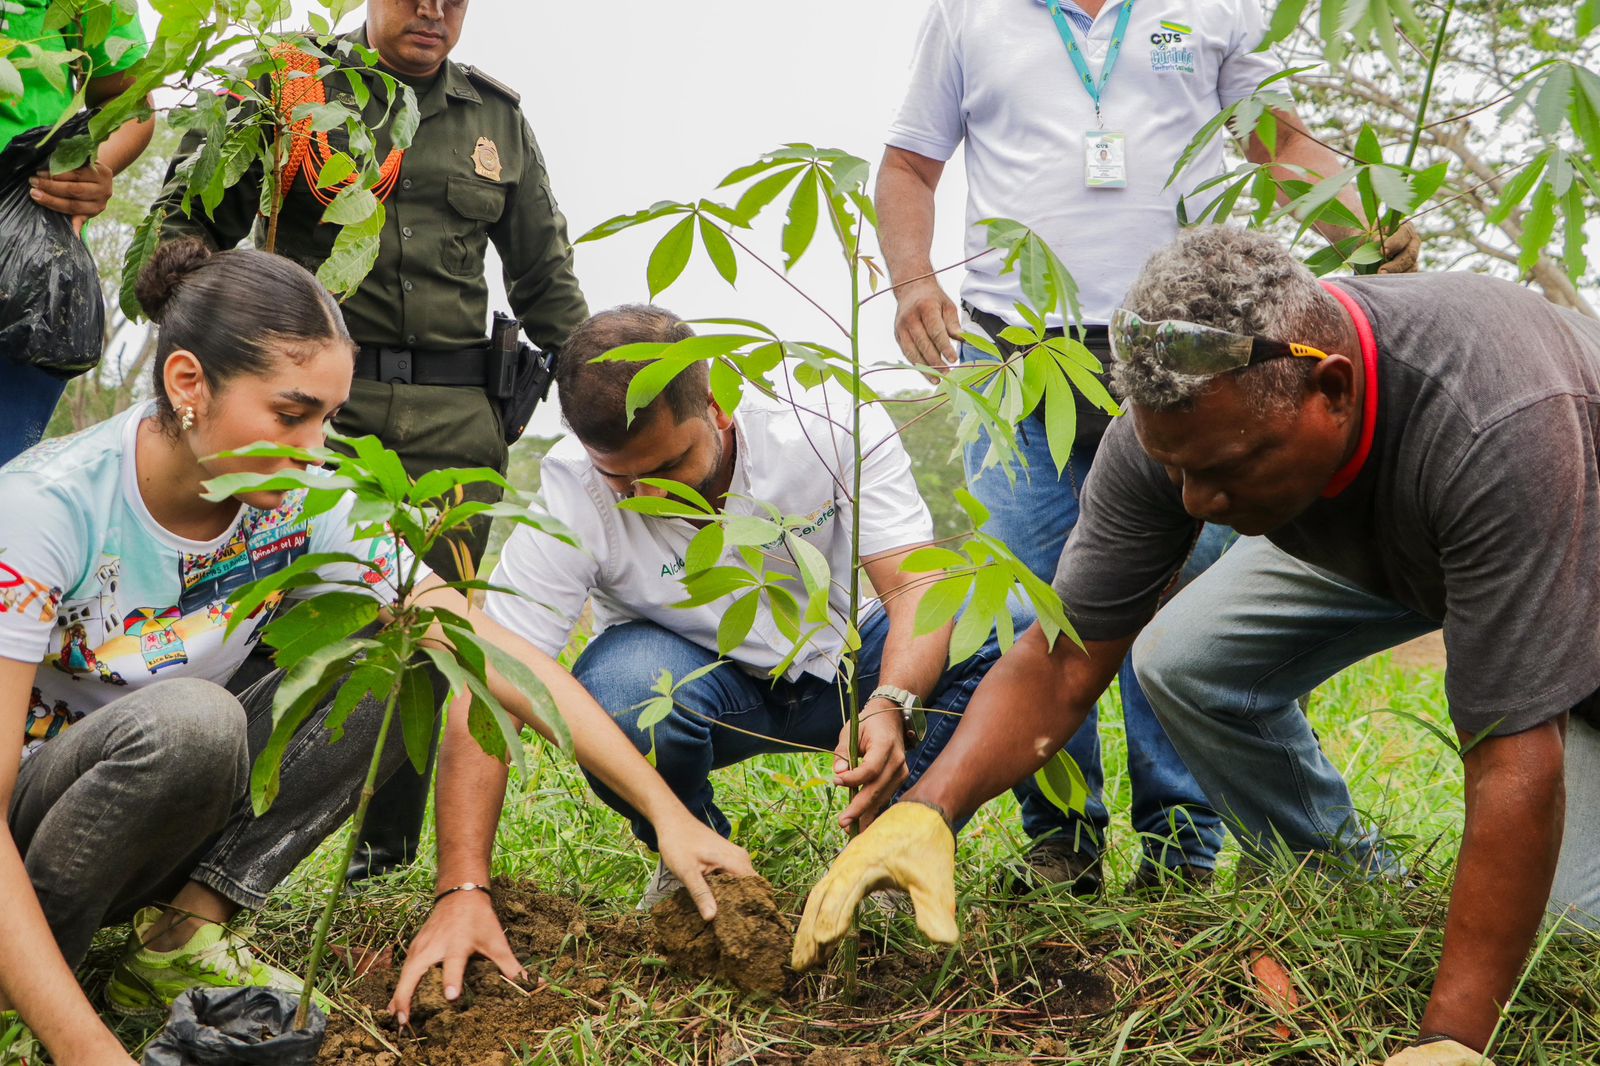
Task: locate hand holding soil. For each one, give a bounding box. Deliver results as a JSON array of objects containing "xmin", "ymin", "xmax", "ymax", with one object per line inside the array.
[
  {"xmin": 650, "ymin": 872, "xmax": 792, "ymax": 997},
  {"xmin": 654, "ymin": 815, "xmax": 758, "ymax": 921}
]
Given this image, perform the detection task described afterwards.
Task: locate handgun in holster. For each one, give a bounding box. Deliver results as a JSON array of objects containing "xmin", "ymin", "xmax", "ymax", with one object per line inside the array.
[{"xmin": 486, "ymin": 311, "xmax": 558, "ymax": 445}]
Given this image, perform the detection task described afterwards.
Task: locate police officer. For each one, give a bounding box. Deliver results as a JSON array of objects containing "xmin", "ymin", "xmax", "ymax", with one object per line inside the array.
[{"xmin": 155, "ymin": 0, "xmax": 588, "ymax": 878}]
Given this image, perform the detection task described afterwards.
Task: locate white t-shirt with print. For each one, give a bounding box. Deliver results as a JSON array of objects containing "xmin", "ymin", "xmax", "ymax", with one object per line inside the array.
[
  {"xmin": 0, "ymin": 404, "xmax": 411, "ymax": 760},
  {"xmin": 486, "ymin": 391, "xmax": 935, "ymax": 681},
  {"xmin": 886, "ymin": 0, "xmax": 1278, "ymax": 326}
]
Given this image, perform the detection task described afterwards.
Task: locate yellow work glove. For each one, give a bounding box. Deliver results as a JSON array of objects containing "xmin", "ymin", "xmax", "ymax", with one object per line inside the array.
[
  {"xmin": 1381, "ymin": 1040, "xmax": 1495, "ymax": 1065},
  {"xmin": 791, "ymin": 801, "xmax": 957, "ymax": 971}
]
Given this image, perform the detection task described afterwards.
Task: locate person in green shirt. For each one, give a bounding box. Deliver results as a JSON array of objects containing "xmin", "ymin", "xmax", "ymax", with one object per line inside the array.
[
  {"xmin": 153, "ymin": 0, "xmax": 589, "ymax": 879},
  {"xmin": 0, "ymin": 0, "xmax": 153, "ymax": 464}
]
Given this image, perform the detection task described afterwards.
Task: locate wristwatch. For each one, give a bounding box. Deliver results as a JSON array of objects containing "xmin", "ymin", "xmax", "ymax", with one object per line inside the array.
[{"xmin": 868, "ymin": 684, "xmax": 927, "ymax": 745}]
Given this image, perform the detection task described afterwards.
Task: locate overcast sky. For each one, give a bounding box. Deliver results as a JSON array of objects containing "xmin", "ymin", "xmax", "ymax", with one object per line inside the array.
[{"xmin": 141, "ymin": 1, "xmax": 969, "ymax": 435}]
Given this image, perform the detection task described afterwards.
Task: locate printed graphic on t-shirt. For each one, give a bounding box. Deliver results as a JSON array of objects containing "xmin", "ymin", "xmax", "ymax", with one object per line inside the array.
[{"xmin": 1149, "ymin": 21, "xmax": 1196, "ymax": 74}]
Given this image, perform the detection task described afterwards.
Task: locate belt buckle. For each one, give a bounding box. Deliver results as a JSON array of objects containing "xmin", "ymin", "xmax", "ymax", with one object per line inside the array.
[{"xmin": 377, "ymin": 348, "xmax": 414, "ymax": 385}]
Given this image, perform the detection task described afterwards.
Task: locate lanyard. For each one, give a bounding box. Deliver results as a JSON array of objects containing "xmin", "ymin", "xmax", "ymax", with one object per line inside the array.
[{"xmin": 1046, "ymin": 0, "xmax": 1136, "ymax": 125}]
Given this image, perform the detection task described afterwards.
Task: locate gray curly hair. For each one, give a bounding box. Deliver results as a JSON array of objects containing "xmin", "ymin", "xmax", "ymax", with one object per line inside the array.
[{"xmin": 1111, "ymin": 228, "xmax": 1350, "ymax": 414}]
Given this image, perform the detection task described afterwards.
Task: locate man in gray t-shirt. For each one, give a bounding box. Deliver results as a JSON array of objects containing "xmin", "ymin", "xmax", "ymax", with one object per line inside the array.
[{"xmin": 794, "ymin": 228, "xmax": 1599, "ymax": 1063}]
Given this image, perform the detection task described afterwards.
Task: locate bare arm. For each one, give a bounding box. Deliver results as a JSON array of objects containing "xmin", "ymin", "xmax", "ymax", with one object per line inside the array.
[
  {"xmin": 1420, "ymin": 719, "xmax": 1567, "ymax": 1051},
  {"xmin": 0, "ymin": 658, "xmax": 136, "ymax": 1065},
  {"xmin": 877, "ymin": 146, "xmax": 963, "ymax": 369},
  {"xmin": 903, "ymin": 623, "xmax": 1131, "ymax": 825},
  {"xmin": 29, "ymin": 73, "xmax": 154, "ymax": 235},
  {"xmin": 835, "ymin": 545, "xmax": 956, "ymax": 830}
]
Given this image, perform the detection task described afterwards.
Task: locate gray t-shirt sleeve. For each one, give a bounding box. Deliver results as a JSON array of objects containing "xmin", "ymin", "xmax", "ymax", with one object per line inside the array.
[
  {"xmin": 1435, "ymin": 397, "xmax": 1600, "ymax": 736},
  {"xmin": 1051, "ymin": 419, "xmax": 1202, "ymax": 641}
]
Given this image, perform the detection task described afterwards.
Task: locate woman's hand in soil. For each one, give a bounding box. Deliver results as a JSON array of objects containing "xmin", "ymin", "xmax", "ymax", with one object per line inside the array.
[
  {"xmin": 832, "ymin": 701, "xmax": 909, "ymax": 832},
  {"xmin": 791, "ymin": 801, "xmax": 957, "ymax": 971},
  {"xmin": 657, "ymin": 817, "xmax": 757, "ymax": 921},
  {"xmin": 388, "ymin": 891, "xmax": 525, "ymax": 1027}
]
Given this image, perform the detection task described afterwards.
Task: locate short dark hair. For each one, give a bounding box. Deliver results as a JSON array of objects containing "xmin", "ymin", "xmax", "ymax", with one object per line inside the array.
[
  {"xmin": 137, "ymin": 238, "xmax": 352, "ymax": 432},
  {"xmin": 556, "ymin": 305, "xmax": 710, "ymax": 449}
]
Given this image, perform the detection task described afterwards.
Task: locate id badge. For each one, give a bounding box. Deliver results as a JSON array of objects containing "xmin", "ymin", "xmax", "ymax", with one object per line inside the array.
[{"xmin": 1085, "ymin": 130, "xmax": 1128, "ymax": 189}]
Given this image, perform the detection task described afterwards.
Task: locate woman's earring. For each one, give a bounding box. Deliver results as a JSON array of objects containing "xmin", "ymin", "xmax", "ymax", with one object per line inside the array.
[{"xmin": 179, "ymin": 406, "xmax": 196, "ymax": 432}]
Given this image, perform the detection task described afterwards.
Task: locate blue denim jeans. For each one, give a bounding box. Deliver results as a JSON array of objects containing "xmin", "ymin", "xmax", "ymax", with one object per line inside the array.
[
  {"xmin": 571, "ymin": 605, "xmax": 1022, "ymax": 850},
  {"xmin": 1133, "ymin": 535, "xmax": 1437, "ymax": 873},
  {"xmin": 962, "ymin": 342, "xmax": 1226, "ymax": 871},
  {"xmin": 0, "ymin": 359, "xmax": 67, "ymax": 466}
]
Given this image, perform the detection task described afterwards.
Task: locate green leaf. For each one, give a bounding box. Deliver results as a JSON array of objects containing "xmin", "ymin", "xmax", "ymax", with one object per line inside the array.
[
  {"xmin": 685, "ymin": 523, "xmax": 725, "ymax": 575},
  {"xmin": 262, "ymin": 591, "xmax": 379, "ymax": 672},
  {"xmin": 315, "ymin": 151, "xmax": 358, "ymax": 189},
  {"xmin": 1533, "ymin": 63, "xmax": 1575, "ymax": 139},
  {"xmin": 122, "ymin": 207, "xmax": 165, "ymax": 322},
  {"xmin": 899, "ymin": 546, "xmax": 969, "ymax": 573},
  {"xmin": 1488, "ymin": 150, "xmax": 1550, "ymax": 224},
  {"xmin": 578, "ymin": 200, "xmax": 687, "ymax": 243},
  {"xmin": 623, "ymin": 357, "xmax": 699, "ymax": 425},
  {"xmin": 1259, "ymin": 0, "xmax": 1309, "ymax": 50},
  {"xmin": 397, "ymin": 664, "xmax": 437, "ymax": 776},
  {"xmin": 223, "ymin": 552, "xmax": 365, "ymax": 639},
  {"xmin": 318, "ymin": 202, "xmax": 386, "ymax": 298},
  {"xmin": 709, "ymin": 357, "xmax": 745, "ymax": 416},
  {"xmin": 634, "ymin": 694, "xmax": 676, "ymax": 733},
  {"xmin": 723, "ymin": 514, "xmax": 783, "ymax": 547},
  {"xmin": 1042, "ymin": 366, "xmax": 1080, "ymax": 475},
  {"xmin": 954, "ymin": 487, "xmax": 991, "ymax": 529},
  {"xmin": 443, "ymin": 625, "xmax": 572, "ymax": 754},
  {"xmin": 1368, "ymin": 165, "xmax": 1415, "ymax": 214},
  {"xmin": 1519, "ymin": 182, "xmax": 1557, "ymax": 273},
  {"xmin": 781, "ymin": 168, "xmax": 820, "ymax": 270},
  {"xmin": 732, "ymin": 165, "xmax": 804, "ymax": 225},
  {"xmin": 646, "ymin": 215, "xmax": 695, "ymax": 299},
  {"xmin": 1034, "ymin": 748, "xmax": 1090, "ymax": 816},
  {"xmin": 322, "ymin": 183, "xmax": 378, "ymax": 226},
  {"xmin": 698, "ymin": 215, "xmax": 738, "ymax": 285},
  {"xmin": 675, "ymin": 566, "xmax": 757, "ymax": 608},
  {"xmin": 914, "ymin": 573, "xmax": 972, "ymax": 637},
  {"xmin": 250, "ymin": 638, "xmax": 374, "ymax": 814},
  {"xmin": 716, "ymin": 592, "xmax": 759, "ymax": 654}
]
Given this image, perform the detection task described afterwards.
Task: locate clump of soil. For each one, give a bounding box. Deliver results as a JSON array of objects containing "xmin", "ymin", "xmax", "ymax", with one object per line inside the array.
[{"xmin": 651, "ymin": 872, "xmax": 792, "ymax": 997}]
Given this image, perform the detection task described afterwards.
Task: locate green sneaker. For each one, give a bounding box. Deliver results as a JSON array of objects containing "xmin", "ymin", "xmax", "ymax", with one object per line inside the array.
[
  {"xmin": 105, "ymin": 907, "xmax": 330, "ymax": 1018},
  {"xmin": 1, "ymin": 1010, "xmax": 40, "ymax": 1066}
]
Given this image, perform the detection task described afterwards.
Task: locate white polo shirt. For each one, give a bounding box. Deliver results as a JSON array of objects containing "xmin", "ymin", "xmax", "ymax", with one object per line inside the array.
[
  {"xmin": 486, "ymin": 391, "xmax": 935, "ymax": 681},
  {"xmin": 887, "ymin": 0, "xmax": 1278, "ymax": 327}
]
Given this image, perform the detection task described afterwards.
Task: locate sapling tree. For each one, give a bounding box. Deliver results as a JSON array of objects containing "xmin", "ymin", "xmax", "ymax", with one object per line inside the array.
[
  {"xmin": 201, "ymin": 434, "xmax": 574, "ymax": 1030},
  {"xmin": 575, "ymin": 145, "xmax": 1101, "ymax": 948}
]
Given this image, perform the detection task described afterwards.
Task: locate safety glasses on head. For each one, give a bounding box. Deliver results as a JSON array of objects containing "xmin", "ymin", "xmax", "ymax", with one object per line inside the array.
[{"xmin": 1109, "ymin": 308, "xmax": 1328, "ymax": 377}]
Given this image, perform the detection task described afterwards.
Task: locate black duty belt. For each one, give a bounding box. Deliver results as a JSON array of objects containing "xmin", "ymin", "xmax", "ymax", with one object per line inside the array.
[
  {"xmin": 964, "ymin": 304, "xmax": 1110, "ymax": 353},
  {"xmin": 354, "ymin": 345, "xmax": 494, "ymax": 388}
]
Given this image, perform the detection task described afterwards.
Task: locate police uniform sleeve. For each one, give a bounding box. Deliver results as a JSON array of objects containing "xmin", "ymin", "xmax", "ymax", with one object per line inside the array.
[
  {"xmin": 1050, "ymin": 418, "xmax": 1201, "ymax": 641},
  {"xmin": 491, "ymin": 117, "xmax": 589, "ymax": 353},
  {"xmin": 152, "ymin": 93, "xmax": 269, "ymax": 253}
]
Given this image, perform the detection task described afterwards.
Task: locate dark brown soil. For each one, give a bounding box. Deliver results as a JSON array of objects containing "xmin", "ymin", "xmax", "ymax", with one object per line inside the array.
[
  {"xmin": 318, "ymin": 879, "xmax": 641, "ymax": 1065},
  {"xmin": 651, "ymin": 872, "xmax": 792, "ymax": 997},
  {"xmin": 315, "ymin": 878, "xmax": 1112, "ymax": 1064}
]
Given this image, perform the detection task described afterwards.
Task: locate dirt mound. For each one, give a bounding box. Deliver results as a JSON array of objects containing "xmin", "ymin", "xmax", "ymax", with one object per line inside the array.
[
  {"xmin": 651, "ymin": 872, "xmax": 792, "ymax": 997},
  {"xmin": 318, "ymin": 879, "xmax": 639, "ymax": 1065}
]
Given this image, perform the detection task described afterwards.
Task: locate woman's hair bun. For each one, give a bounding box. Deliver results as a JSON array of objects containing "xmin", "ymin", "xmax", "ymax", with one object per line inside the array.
[{"xmin": 135, "ymin": 237, "xmax": 214, "ymax": 322}]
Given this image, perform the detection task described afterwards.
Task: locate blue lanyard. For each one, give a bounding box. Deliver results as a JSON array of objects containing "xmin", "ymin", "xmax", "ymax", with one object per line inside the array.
[{"xmin": 1046, "ymin": 0, "xmax": 1136, "ymax": 124}]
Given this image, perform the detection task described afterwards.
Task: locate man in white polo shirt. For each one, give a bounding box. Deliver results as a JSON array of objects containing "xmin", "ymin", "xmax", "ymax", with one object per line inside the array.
[
  {"xmin": 392, "ymin": 305, "xmax": 1017, "ymax": 984},
  {"xmin": 876, "ymin": 0, "xmax": 1420, "ymax": 894}
]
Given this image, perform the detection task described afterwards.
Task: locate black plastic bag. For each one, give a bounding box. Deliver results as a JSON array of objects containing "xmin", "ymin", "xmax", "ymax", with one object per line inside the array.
[
  {"xmin": 142, "ymin": 987, "xmax": 326, "ymax": 1066},
  {"xmin": 0, "ymin": 111, "xmax": 107, "ymax": 379}
]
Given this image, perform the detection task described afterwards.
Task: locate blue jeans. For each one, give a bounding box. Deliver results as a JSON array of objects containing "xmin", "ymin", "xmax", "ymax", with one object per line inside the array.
[
  {"xmin": 572, "ymin": 606, "xmax": 1022, "ymax": 850},
  {"xmin": 1133, "ymin": 535, "xmax": 1436, "ymax": 872},
  {"xmin": 0, "ymin": 359, "xmax": 67, "ymax": 466},
  {"xmin": 962, "ymin": 342, "xmax": 1226, "ymax": 871}
]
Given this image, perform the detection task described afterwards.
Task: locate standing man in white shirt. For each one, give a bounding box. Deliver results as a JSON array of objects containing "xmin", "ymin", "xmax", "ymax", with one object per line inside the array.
[
  {"xmin": 389, "ymin": 305, "xmax": 1022, "ymax": 1006},
  {"xmin": 877, "ymin": 0, "xmax": 1420, "ymax": 894}
]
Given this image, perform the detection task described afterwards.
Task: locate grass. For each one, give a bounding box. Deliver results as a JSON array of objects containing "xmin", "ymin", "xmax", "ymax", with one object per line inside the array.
[{"xmin": 92, "ymin": 651, "xmax": 1599, "ymax": 1064}]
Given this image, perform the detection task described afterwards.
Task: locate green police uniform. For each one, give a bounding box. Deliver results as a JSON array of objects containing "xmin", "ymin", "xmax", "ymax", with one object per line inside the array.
[{"xmin": 156, "ymin": 26, "xmax": 588, "ymax": 578}]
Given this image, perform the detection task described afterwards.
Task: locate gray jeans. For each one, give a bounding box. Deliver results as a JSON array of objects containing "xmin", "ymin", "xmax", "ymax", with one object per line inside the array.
[{"xmin": 7, "ymin": 670, "xmax": 407, "ymax": 967}]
